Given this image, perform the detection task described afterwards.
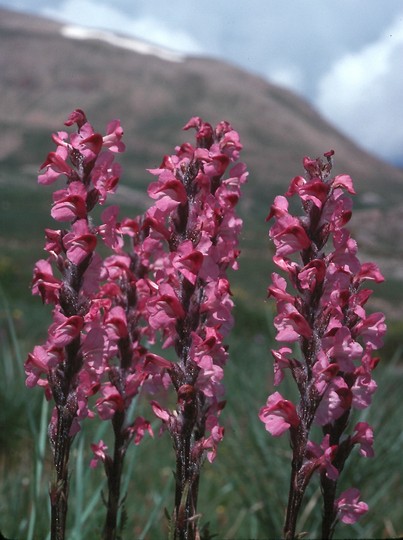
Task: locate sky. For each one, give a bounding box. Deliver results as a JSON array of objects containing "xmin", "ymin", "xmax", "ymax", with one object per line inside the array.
[{"xmin": 2, "ymin": 0, "xmax": 403, "ymax": 166}]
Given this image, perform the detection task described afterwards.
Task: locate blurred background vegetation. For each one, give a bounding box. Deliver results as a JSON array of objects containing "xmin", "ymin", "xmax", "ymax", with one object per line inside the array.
[
  {"xmin": 1, "ymin": 290, "xmax": 402, "ymax": 539},
  {"xmin": 1, "ymin": 109, "xmax": 402, "ymax": 540},
  {"xmin": 1, "ymin": 163, "xmax": 402, "ymax": 540}
]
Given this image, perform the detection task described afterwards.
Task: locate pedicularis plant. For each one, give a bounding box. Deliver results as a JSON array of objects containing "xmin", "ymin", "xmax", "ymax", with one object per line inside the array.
[
  {"xmin": 25, "ymin": 110, "xmax": 246, "ymax": 540},
  {"xmin": 144, "ymin": 117, "xmax": 247, "ymax": 539},
  {"xmin": 25, "ymin": 109, "xmax": 128, "ymax": 540},
  {"xmin": 259, "ymin": 151, "xmax": 386, "ymax": 539},
  {"xmin": 25, "ymin": 111, "xmax": 385, "ymax": 540}
]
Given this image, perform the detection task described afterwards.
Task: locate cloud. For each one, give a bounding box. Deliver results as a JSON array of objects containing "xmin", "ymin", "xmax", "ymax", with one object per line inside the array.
[
  {"xmin": 2, "ymin": 0, "xmax": 403, "ymax": 163},
  {"xmin": 125, "ymin": 16, "xmax": 204, "ymax": 55},
  {"xmin": 266, "ymin": 65, "xmax": 305, "ymax": 93},
  {"xmin": 316, "ymin": 14, "xmax": 403, "ymax": 163}
]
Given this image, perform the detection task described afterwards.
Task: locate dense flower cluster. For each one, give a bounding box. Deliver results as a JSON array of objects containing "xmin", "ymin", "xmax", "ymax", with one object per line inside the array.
[
  {"xmin": 142, "ymin": 117, "xmax": 247, "ymax": 537},
  {"xmin": 26, "ymin": 109, "xmax": 126, "ymax": 432},
  {"xmin": 25, "ymin": 111, "xmax": 246, "ymax": 540},
  {"xmin": 145, "ymin": 118, "xmax": 246, "ymax": 448},
  {"xmin": 25, "ymin": 108, "xmax": 386, "ymax": 540},
  {"xmin": 259, "ymin": 151, "xmax": 386, "ymax": 538},
  {"xmin": 25, "ymin": 109, "xmax": 129, "ymax": 538}
]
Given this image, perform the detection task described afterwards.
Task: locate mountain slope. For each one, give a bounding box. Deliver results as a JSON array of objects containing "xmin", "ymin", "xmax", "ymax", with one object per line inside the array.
[{"xmin": 1, "ymin": 7, "xmax": 403, "ymax": 323}]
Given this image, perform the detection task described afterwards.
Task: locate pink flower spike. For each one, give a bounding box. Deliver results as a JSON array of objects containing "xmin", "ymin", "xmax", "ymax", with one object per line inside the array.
[
  {"xmin": 259, "ymin": 391, "xmax": 300, "ymax": 436},
  {"xmin": 261, "ymin": 151, "xmax": 384, "ymax": 537},
  {"xmin": 335, "ymin": 488, "xmax": 368, "ymax": 524}
]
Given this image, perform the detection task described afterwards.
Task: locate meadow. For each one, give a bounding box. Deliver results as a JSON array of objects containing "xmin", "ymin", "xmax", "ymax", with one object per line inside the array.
[
  {"xmin": 0, "ymin": 110, "xmax": 402, "ymax": 540},
  {"xmin": 1, "ymin": 288, "xmax": 402, "ymax": 539}
]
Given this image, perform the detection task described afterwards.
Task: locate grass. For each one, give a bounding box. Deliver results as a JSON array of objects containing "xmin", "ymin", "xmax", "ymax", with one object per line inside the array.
[
  {"xmin": 0, "ymin": 157, "xmax": 401, "ymax": 540},
  {"xmin": 1, "ymin": 292, "xmax": 402, "ymax": 539}
]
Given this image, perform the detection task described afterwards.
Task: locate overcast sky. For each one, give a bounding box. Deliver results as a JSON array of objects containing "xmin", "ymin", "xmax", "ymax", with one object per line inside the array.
[{"xmin": 2, "ymin": 0, "xmax": 403, "ymax": 165}]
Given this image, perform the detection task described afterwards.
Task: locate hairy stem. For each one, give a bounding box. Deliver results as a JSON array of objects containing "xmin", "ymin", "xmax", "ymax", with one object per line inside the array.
[
  {"xmin": 49, "ymin": 257, "xmax": 89, "ymax": 540},
  {"xmin": 320, "ymin": 473, "xmax": 337, "ymax": 539},
  {"xmin": 102, "ymin": 410, "xmax": 127, "ymax": 540},
  {"xmin": 50, "ymin": 414, "xmax": 72, "ymax": 540}
]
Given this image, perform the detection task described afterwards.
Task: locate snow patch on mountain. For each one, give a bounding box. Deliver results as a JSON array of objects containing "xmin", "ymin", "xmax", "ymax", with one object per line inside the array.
[{"xmin": 60, "ymin": 25, "xmax": 185, "ymax": 63}]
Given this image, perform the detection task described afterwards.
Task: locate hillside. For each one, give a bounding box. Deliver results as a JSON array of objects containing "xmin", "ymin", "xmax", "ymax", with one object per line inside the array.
[{"xmin": 1, "ymin": 6, "xmax": 403, "ymax": 329}]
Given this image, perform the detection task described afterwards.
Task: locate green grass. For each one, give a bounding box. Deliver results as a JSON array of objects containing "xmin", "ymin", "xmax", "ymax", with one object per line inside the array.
[
  {"xmin": 1, "ymin": 163, "xmax": 402, "ymax": 539},
  {"xmin": 1, "ymin": 294, "xmax": 402, "ymax": 539}
]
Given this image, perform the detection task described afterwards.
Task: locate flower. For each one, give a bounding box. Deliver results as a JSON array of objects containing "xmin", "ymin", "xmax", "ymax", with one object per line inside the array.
[
  {"xmin": 306, "ymin": 435, "xmax": 339, "ymax": 481},
  {"xmin": 32, "ymin": 259, "xmax": 61, "ymax": 304},
  {"xmin": 335, "ymin": 488, "xmax": 368, "ymax": 524},
  {"xmin": 49, "ymin": 311, "xmax": 84, "ymax": 347},
  {"xmin": 271, "ymin": 347, "xmax": 295, "ymax": 386},
  {"xmin": 25, "ymin": 343, "xmax": 63, "ymax": 390},
  {"xmin": 90, "ymin": 440, "xmax": 109, "ymax": 469},
  {"xmin": 259, "ymin": 392, "xmax": 300, "ymax": 436},
  {"xmin": 51, "ymin": 181, "xmax": 88, "ymax": 222},
  {"xmin": 102, "ymin": 119, "xmax": 125, "ymax": 152},
  {"xmin": 63, "ymin": 219, "xmax": 97, "ymax": 264},
  {"xmin": 350, "ymin": 422, "xmax": 374, "ymax": 458},
  {"xmin": 91, "ymin": 152, "xmax": 121, "ymax": 203},
  {"xmin": 38, "ymin": 146, "xmax": 73, "ymax": 185}
]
